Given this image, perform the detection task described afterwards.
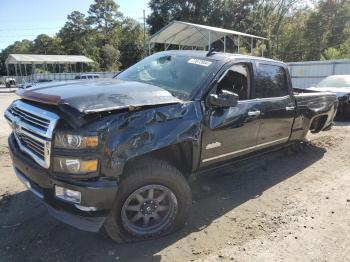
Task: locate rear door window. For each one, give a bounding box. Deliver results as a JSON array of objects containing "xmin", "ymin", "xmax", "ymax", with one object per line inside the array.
[{"xmin": 255, "ymin": 64, "xmax": 289, "ymax": 98}]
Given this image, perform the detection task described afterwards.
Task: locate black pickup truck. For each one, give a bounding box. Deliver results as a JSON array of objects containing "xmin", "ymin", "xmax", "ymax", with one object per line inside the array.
[{"xmin": 5, "ymin": 51, "xmax": 337, "ymax": 242}]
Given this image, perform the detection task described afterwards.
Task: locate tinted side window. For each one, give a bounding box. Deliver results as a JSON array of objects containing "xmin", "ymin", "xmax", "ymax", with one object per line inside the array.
[{"xmin": 255, "ymin": 64, "xmax": 288, "ymax": 98}]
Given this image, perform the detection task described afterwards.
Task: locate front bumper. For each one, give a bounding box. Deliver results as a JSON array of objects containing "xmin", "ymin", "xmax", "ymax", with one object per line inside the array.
[{"xmin": 8, "ymin": 134, "xmax": 118, "ymax": 232}]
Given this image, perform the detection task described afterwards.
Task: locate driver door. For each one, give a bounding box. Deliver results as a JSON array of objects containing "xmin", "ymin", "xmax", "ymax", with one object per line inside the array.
[{"xmin": 200, "ymin": 62, "xmax": 262, "ymax": 166}]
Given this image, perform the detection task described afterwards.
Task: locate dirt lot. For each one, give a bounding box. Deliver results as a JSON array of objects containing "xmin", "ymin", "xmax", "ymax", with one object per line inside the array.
[{"xmin": 0, "ymin": 92, "xmax": 350, "ymax": 262}]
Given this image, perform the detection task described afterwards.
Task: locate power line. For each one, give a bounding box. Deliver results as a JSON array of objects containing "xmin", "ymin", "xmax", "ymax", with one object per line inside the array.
[
  {"xmin": 0, "ymin": 27, "xmax": 61, "ymax": 31},
  {"xmin": 0, "ymin": 35, "xmax": 57, "ymax": 38}
]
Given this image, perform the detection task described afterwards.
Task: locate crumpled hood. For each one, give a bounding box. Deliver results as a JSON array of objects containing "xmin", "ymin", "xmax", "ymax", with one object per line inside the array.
[
  {"xmin": 306, "ymin": 86, "xmax": 350, "ymax": 98},
  {"xmin": 17, "ymin": 79, "xmax": 181, "ymax": 114}
]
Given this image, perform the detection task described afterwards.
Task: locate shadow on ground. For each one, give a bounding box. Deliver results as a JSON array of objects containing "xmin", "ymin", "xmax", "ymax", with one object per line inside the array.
[{"xmin": 0, "ymin": 143, "xmax": 326, "ymax": 262}]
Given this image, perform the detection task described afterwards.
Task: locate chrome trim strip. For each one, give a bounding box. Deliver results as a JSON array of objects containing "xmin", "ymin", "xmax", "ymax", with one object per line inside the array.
[
  {"xmin": 5, "ymin": 100, "xmax": 59, "ymax": 168},
  {"xmin": 18, "ymin": 127, "xmax": 46, "ymax": 144},
  {"xmin": 205, "ymin": 142, "xmax": 222, "ymax": 150},
  {"xmin": 4, "ymin": 110, "xmax": 14, "ymax": 127},
  {"xmin": 14, "ymin": 167, "xmax": 44, "ymax": 199},
  {"xmin": 247, "ymin": 110, "xmax": 261, "ymax": 116},
  {"xmin": 237, "ymin": 95, "xmax": 291, "ymax": 105},
  {"xmin": 12, "ymin": 107, "xmax": 50, "ymax": 125},
  {"xmin": 11, "ymin": 100, "xmax": 59, "ymax": 139},
  {"xmin": 202, "ymin": 137, "xmax": 289, "ymax": 163},
  {"xmin": 12, "ymin": 130, "xmax": 50, "ymax": 168},
  {"xmin": 74, "ymin": 205, "xmax": 98, "ymax": 211}
]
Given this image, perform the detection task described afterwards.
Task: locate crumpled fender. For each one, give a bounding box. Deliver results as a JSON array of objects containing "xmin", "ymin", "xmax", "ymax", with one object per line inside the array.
[{"xmin": 99, "ymin": 101, "xmax": 203, "ymax": 177}]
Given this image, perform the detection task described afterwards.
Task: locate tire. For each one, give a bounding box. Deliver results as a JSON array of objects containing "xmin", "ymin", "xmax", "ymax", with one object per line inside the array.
[{"xmin": 103, "ymin": 158, "xmax": 192, "ymax": 243}]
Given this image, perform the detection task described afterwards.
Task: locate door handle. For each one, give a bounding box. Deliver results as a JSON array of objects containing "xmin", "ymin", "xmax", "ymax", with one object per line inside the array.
[
  {"xmin": 248, "ymin": 110, "xmax": 261, "ymax": 117},
  {"xmin": 285, "ymin": 106, "xmax": 295, "ymax": 111}
]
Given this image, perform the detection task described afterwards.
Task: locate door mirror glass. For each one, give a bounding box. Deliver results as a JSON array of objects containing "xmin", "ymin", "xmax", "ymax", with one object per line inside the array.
[{"xmin": 208, "ymin": 90, "xmax": 239, "ymax": 108}]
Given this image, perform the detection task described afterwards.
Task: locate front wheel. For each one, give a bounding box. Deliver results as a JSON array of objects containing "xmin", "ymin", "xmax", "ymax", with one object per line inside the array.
[{"xmin": 104, "ymin": 158, "xmax": 192, "ymax": 243}]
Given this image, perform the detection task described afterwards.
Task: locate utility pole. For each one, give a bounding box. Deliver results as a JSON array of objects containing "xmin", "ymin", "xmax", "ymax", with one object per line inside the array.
[
  {"xmin": 138, "ymin": 10, "xmax": 147, "ymax": 57},
  {"xmin": 143, "ymin": 9, "xmax": 146, "ymax": 43}
]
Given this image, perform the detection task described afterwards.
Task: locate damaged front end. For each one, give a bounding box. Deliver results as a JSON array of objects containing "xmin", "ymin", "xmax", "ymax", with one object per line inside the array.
[
  {"xmin": 14, "ymin": 79, "xmax": 203, "ymax": 178},
  {"xmin": 5, "ymin": 76, "xmax": 202, "ymax": 233}
]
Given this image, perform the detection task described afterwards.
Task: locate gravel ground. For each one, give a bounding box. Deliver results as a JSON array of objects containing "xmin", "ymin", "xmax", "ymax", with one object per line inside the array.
[{"xmin": 0, "ymin": 93, "xmax": 350, "ymax": 262}]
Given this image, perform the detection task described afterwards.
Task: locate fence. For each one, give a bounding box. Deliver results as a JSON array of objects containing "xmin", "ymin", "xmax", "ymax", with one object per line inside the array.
[
  {"xmin": 287, "ymin": 59, "xmax": 350, "ymax": 89},
  {"xmin": 3, "ymin": 60, "xmax": 350, "ymax": 89},
  {"xmin": 0, "ymin": 71, "xmax": 118, "ymax": 85}
]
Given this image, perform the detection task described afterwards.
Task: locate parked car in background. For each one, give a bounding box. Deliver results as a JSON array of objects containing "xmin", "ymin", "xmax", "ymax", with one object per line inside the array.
[
  {"xmin": 75, "ymin": 74, "xmax": 100, "ymax": 80},
  {"xmin": 5, "ymin": 51, "xmax": 338, "ymax": 243},
  {"xmin": 294, "ymin": 75, "xmax": 350, "ymax": 118},
  {"xmin": 5, "ymin": 78, "xmax": 16, "ymax": 88}
]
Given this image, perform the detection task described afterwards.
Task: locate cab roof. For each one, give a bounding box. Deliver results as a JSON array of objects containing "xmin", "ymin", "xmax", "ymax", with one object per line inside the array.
[{"xmin": 156, "ymin": 50, "xmax": 285, "ymax": 65}]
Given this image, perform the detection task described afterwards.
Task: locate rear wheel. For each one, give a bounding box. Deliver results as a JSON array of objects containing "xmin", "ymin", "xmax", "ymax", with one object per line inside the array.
[{"xmin": 104, "ymin": 158, "xmax": 192, "ymax": 243}]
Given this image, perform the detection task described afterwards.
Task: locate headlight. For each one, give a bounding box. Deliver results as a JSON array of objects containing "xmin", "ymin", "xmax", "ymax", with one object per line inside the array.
[
  {"xmin": 54, "ymin": 134, "xmax": 98, "ymax": 149},
  {"xmin": 53, "ymin": 157, "xmax": 98, "ymax": 174}
]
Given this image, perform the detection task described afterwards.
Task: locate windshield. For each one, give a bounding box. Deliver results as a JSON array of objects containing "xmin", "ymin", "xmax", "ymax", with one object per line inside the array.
[
  {"xmin": 316, "ymin": 75, "xmax": 350, "ymax": 88},
  {"xmin": 116, "ymin": 53, "xmax": 217, "ymax": 100}
]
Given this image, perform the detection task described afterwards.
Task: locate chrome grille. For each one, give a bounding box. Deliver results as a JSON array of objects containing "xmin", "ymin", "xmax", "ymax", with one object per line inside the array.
[
  {"xmin": 17, "ymin": 129, "xmax": 45, "ymax": 158},
  {"xmin": 11, "ymin": 106, "xmax": 50, "ymax": 131},
  {"xmin": 5, "ymin": 100, "xmax": 59, "ymax": 168}
]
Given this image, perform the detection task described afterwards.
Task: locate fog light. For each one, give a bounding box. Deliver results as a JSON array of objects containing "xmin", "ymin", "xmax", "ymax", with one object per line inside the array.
[
  {"xmin": 55, "ymin": 186, "xmax": 81, "ymax": 203},
  {"xmin": 74, "ymin": 204, "xmax": 97, "ymax": 211}
]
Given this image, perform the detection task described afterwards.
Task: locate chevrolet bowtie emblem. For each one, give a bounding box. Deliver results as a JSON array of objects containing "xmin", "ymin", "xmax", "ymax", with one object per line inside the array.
[{"xmin": 13, "ymin": 117, "xmax": 21, "ymax": 134}]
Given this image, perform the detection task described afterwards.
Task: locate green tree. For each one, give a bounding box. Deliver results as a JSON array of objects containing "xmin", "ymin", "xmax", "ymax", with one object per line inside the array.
[
  {"xmin": 147, "ymin": 0, "xmax": 258, "ymax": 35},
  {"xmin": 119, "ymin": 18, "xmax": 145, "ymax": 69},
  {"xmin": 274, "ymin": 10, "xmax": 309, "ymax": 61},
  {"xmin": 31, "ymin": 34, "xmax": 64, "ymax": 55},
  {"xmin": 302, "ymin": 0, "xmax": 350, "ymax": 60},
  {"xmin": 87, "ymin": 0, "xmax": 124, "ymax": 69},
  {"xmin": 100, "ymin": 44, "xmax": 120, "ymax": 70},
  {"xmin": 0, "ymin": 39, "xmax": 34, "ymax": 75},
  {"xmin": 58, "ymin": 11, "xmax": 93, "ymax": 55},
  {"xmin": 33, "ymin": 34, "xmax": 52, "ymax": 54},
  {"xmin": 88, "ymin": 0, "xmax": 122, "ymax": 42}
]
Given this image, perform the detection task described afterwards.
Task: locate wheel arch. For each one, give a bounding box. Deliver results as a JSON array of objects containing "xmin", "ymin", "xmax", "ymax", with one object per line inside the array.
[
  {"xmin": 309, "ymin": 114, "xmax": 328, "ymax": 133},
  {"xmin": 121, "ymin": 141, "xmax": 196, "ymax": 181}
]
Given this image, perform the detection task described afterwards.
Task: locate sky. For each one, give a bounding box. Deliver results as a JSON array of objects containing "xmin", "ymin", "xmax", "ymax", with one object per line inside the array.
[{"xmin": 0, "ymin": 0, "xmax": 150, "ymax": 50}]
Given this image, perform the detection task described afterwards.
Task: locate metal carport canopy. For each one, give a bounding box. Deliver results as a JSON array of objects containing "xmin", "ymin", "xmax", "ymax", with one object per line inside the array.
[
  {"xmin": 5, "ymin": 54, "xmax": 94, "ymax": 65},
  {"xmin": 149, "ymin": 20, "xmax": 267, "ymax": 48}
]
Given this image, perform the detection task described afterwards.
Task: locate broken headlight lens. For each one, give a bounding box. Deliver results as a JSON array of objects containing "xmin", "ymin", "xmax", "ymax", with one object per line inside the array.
[{"xmin": 54, "ymin": 134, "xmax": 98, "ymax": 149}]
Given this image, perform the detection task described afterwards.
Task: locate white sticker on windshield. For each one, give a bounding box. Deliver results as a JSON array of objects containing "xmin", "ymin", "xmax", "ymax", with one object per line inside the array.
[{"xmin": 188, "ymin": 58, "xmax": 212, "ymax": 67}]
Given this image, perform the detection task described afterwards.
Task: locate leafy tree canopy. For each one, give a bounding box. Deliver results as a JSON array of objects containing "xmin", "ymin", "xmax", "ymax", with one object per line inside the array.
[
  {"xmin": 0, "ymin": 0, "xmax": 145, "ymax": 74},
  {"xmin": 147, "ymin": 0, "xmax": 350, "ymax": 62}
]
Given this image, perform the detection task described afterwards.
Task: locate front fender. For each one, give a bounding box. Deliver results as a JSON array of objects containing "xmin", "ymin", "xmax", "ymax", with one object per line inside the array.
[{"xmin": 100, "ymin": 102, "xmax": 203, "ymax": 178}]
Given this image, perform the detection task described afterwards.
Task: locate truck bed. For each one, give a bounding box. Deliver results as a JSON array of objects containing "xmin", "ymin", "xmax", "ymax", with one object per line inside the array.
[{"xmin": 291, "ymin": 92, "xmax": 338, "ymax": 139}]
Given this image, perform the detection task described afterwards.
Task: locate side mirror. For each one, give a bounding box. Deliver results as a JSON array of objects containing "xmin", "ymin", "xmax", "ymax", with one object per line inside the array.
[{"xmin": 208, "ymin": 90, "xmax": 239, "ymax": 108}]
